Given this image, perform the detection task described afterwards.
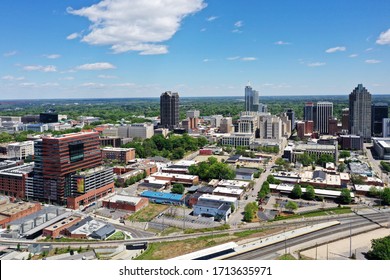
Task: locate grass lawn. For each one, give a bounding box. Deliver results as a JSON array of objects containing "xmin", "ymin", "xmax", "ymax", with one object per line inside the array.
[
  {"xmin": 107, "ymin": 231, "xmax": 126, "ymax": 240},
  {"xmin": 272, "ymin": 207, "xmax": 352, "ymax": 221},
  {"xmin": 278, "ymin": 254, "xmax": 297, "ymax": 260},
  {"xmin": 134, "ymin": 234, "xmax": 233, "ymax": 260},
  {"xmin": 127, "ymin": 203, "xmax": 170, "ymax": 222},
  {"xmin": 135, "ymin": 227, "xmax": 282, "ymax": 260}
]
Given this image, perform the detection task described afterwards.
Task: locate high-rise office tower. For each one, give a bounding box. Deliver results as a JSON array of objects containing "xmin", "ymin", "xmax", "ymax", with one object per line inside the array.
[
  {"xmin": 371, "ymin": 103, "xmax": 388, "ymax": 137},
  {"xmin": 316, "ymin": 102, "xmax": 333, "ymax": 134},
  {"xmin": 244, "ymin": 85, "xmax": 260, "ymax": 112},
  {"xmin": 341, "ymin": 108, "xmax": 350, "ymax": 132},
  {"xmin": 285, "ymin": 109, "xmax": 295, "ymax": 130},
  {"xmin": 29, "ymin": 132, "xmax": 103, "ymax": 204},
  {"xmin": 160, "ymin": 91, "xmax": 179, "ymax": 129},
  {"xmin": 349, "ymin": 84, "xmax": 372, "ymax": 141},
  {"xmin": 304, "ymin": 102, "xmax": 314, "ymax": 121}
]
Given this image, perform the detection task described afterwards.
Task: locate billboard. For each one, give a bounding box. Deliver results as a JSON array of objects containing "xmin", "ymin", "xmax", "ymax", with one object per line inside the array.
[{"xmin": 77, "ymin": 177, "xmax": 85, "ymax": 193}]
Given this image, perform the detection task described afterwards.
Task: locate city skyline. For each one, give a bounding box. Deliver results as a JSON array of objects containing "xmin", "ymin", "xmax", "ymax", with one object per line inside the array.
[{"xmin": 1, "ymin": 0, "xmax": 390, "ymax": 99}]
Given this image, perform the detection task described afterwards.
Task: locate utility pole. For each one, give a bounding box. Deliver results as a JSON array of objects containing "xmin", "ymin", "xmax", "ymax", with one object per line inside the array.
[
  {"xmin": 349, "ymin": 221, "xmax": 352, "ymax": 258},
  {"xmin": 315, "ymin": 243, "xmax": 318, "ymax": 260}
]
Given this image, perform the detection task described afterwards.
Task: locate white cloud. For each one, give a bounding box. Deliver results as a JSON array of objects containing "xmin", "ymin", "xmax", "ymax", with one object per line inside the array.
[
  {"xmin": 365, "ymin": 59, "xmax": 381, "ymax": 64},
  {"xmin": 98, "ymin": 74, "xmax": 118, "ymax": 79},
  {"xmin": 241, "ymin": 57, "xmax": 257, "ymax": 61},
  {"xmin": 80, "ymin": 82, "xmax": 106, "ymax": 88},
  {"xmin": 349, "ymin": 54, "xmax": 358, "ymax": 58},
  {"xmin": 234, "ymin": 20, "xmax": 243, "ymax": 28},
  {"xmin": 274, "ymin": 41, "xmax": 291, "ymax": 45},
  {"xmin": 325, "ymin": 46, "xmax": 346, "ymax": 53},
  {"xmin": 365, "ymin": 48, "xmax": 373, "ymax": 52},
  {"xmin": 23, "ymin": 65, "xmax": 57, "ymax": 72},
  {"xmin": 113, "ymin": 83, "xmax": 136, "ymax": 87},
  {"xmin": 43, "ymin": 54, "xmax": 61, "ymax": 59},
  {"xmin": 19, "ymin": 82, "xmax": 37, "ymax": 88},
  {"xmin": 60, "ymin": 76, "xmax": 75, "ymax": 81},
  {"xmin": 376, "ymin": 28, "xmax": 390, "ymax": 45},
  {"xmin": 3, "ymin": 50, "xmax": 17, "ymax": 57},
  {"xmin": 76, "ymin": 62, "xmax": 116, "ymax": 71},
  {"xmin": 1, "ymin": 75, "xmax": 25, "ymax": 81},
  {"xmin": 200, "ymin": 28, "xmax": 206, "ymax": 32},
  {"xmin": 66, "ymin": 32, "xmax": 81, "ymax": 40},
  {"xmin": 206, "ymin": 16, "xmax": 218, "ymax": 21},
  {"xmin": 203, "ymin": 58, "xmax": 213, "ymax": 62},
  {"xmin": 307, "ymin": 62, "xmax": 326, "ymax": 67},
  {"xmin": 227, "ymin": 56, "xmax": 240, "ymax": 60},
  {"xmin": 67, "ymin": 0, "xmax": 206, "ymax": 55},
  {"xmin": 232, "ymin": 29, "xmax": 243, "ymax": 33}
]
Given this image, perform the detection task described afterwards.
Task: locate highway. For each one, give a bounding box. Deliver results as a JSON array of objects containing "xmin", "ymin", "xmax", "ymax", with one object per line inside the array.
[{"xmin": 224, "ymin": 212, "xmax": 390, "ymax": 260}]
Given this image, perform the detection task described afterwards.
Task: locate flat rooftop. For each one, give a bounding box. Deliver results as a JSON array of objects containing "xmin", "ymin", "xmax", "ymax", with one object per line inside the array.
[
  {"xmin": 199, "ymin": 194, "xmax": 237, "ymax": 203},
  {"xmin": 101, "ymin": 147, "xmax": 134, "ymax": 152},
  {"xmin": 217, "ymin": 179, "xmax": 249, "ymax": 188},
  {"xmin": 104, "ymin": 195, "xmax": 142, "ymax": 205},
  {"xmin": 0, "ymin": 202, "xmax": 38, "ymax": 216},
  {"xmin": 213, "ymin": 187, "xmax": 243, "ymax": 195},
  {"xmin": 44, "ymin": 215, "xmax": 81, "ymax": 231},
  {"xmin": 151, "ymin": 172, "xmax": 198, "ymax": 180}
]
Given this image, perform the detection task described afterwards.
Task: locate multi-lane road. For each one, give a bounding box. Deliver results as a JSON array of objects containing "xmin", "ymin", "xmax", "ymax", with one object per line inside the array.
[{"xmin": 225, "ymin": 211, "xmax": 390, "ymax": 260}]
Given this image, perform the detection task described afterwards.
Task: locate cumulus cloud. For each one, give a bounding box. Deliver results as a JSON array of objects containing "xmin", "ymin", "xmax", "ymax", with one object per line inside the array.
[
  {"xmin": 98, "ymin": 74, "xmax": 118, "ymax": 79},
  {"xmin": 1, "ymin": 75, "xmax": 25, "ymax": 81},
  {"xmin": 67, "ymin": 0, "xmax": 206, "ymax": 55},
  {"xmin": 76, "ymin": 62, "xmax": 116, "ymax": 71},
  {"xmin": 376, "ymin": 28, "xmax": 390, "ymax": 45},
  {"xmin": 206, "ymin": 16, "xmax": 218, "ymax": 21},
  {"xmin": 307, "ymin": 62, "xmax": 326, "ymax": 67},
  {"xmin": 365, "ymin": 59, "xmax": 381, "ymax": 64},
  {"xmin": 23, "ymin": 65, "xmax": 57, "ymax": 72},
  {"xmin": 234, "ymin": 20, "xmax": 243, "ymax": 28},
  {"xmin": 274, "ymin": 41, "xmax": 291, "ymax": 45},
  {"xmin": 66, "ymin": 32, "xmax": 81, "ymax": 40},
  {"xmin": 349, "ymin": 54, "xmax": 358, "ymax": 58},
  {"xmin": 3, "ymin": 50, "xmax": 17, "ymax": 57},
  {"xmin": 241, "ymin": 57, "xmax": 257, "ymax": 61},
  {"xmin": 227, "ymin": 56, "xmax": 240, "ymax": 60},
  {"xmin": 43, "ymin": 54, "xmax": 61, "ymax": 59},
  {"xmin": 325, "ymin": 46, "xmax": 346, "ymax": 53}
]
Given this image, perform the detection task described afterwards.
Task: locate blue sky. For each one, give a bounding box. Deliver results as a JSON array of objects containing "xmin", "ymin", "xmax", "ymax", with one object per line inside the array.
[{"xmin": 1, "ymin": 0, "xmax": 390, "ymax": 99}]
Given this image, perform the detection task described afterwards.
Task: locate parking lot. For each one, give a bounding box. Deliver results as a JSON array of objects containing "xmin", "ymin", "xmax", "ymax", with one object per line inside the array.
[{"xmin": 151, "ymin": 206, "xmax": 222, "ymax": 229}]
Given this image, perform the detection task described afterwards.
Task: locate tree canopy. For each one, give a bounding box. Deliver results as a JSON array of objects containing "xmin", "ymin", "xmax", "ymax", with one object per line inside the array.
[
  {"xmin": 304, "ymin": 185, "xmax": 316, "ymax": 200},
  {"xmin": 188, "ymin": 157, "xmax": 235, "ymax": 181},
  {"xmin": 365, "ymin": 235, "xmax": 390, "ymax": 260},
  {"xmin": 339, "ymin": 188, "xmax": 352, "ymax": 204},
  {"xmin": 171, "ymin": 184, "xmax": 185, "ymax": 194},
  {"xmin": 291, "ymin": 184, "xmax": 302, "ymax": 199}
]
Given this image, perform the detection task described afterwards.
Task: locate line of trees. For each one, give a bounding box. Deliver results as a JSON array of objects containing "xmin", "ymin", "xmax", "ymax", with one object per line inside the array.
[{"xmin": 122, "ymin": 133, "xmax": 208, "ymax": 160}]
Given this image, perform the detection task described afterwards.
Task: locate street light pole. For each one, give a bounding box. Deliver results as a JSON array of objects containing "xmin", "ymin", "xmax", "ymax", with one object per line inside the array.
[{"xmin": 349, "ymin": 221, "xmax": 352, "ymax": 258}]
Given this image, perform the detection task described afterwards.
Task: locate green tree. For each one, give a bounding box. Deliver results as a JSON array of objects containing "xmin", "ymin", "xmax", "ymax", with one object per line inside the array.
[
  {"xmin": 339, "ymin": 188, "xmax": 352, "ymax": 204},
  {"xmin": 230, "ymin": 204, "xmax": 235, "ymax": 213},
  {"xmin": 382, "ymin": 188, "xmax": 390, "ymax": 205},
  {"xmin": 243, "ymin": 202, "xmax": 258, "ymax": 222},
  {"xmin": 285, "ymin": 201, "xmax": 298, "ymax": 212},
  {"xmin": 297, "ymin": 153, "xmax": 315, "ymax": 166},
  {"xmin": 291, "ymin": 184, "xmax": 302, "ymax": 199},
  {"xmin": 304, "ymin": 185, "xmax": 316, "ymax": 200},
  {"xmin": 339, "ymin": 150, "xmax": 351, "ymax": 158},
  {"xmin": 171, "ymin": 184, "xmax": 185, "ymax": 194},
  {"xmin": 337, "ymin": 163, "xmax": 346, "ymax": 172},
  {"xmin": 365, "ymin": 236, "xmax": 390, "ymax": 260},
  {"xmin": 316, "ymin": 154, "xmax": 335, "ymax": 166},
  {"xmin": 275, "ymin": 157, "xmax": 285, "ymax": 166},
  {"xmin": 351, "ymin": 175, "xmax": 365, "ymax": 185}
]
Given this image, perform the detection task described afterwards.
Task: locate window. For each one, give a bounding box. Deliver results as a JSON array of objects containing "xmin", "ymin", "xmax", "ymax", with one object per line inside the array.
[{"xmin": 69, "ymin": 141, "xmax": 84, "ymax": 162}]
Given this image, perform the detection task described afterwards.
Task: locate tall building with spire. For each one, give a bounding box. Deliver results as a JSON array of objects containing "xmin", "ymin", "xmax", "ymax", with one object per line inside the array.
[
  {"xmin": 160, "ymin": 91, "xmax": 179, "ymax": 129},
  {"xmin": 349, "ymin": 84, "xmax": 372, "ymax": 141}
]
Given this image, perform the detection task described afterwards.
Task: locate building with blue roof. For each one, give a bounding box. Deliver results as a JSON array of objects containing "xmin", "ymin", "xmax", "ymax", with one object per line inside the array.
[{"xmin": 140, "ymin": 191, "xmax": 184, "ymax": 205}]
